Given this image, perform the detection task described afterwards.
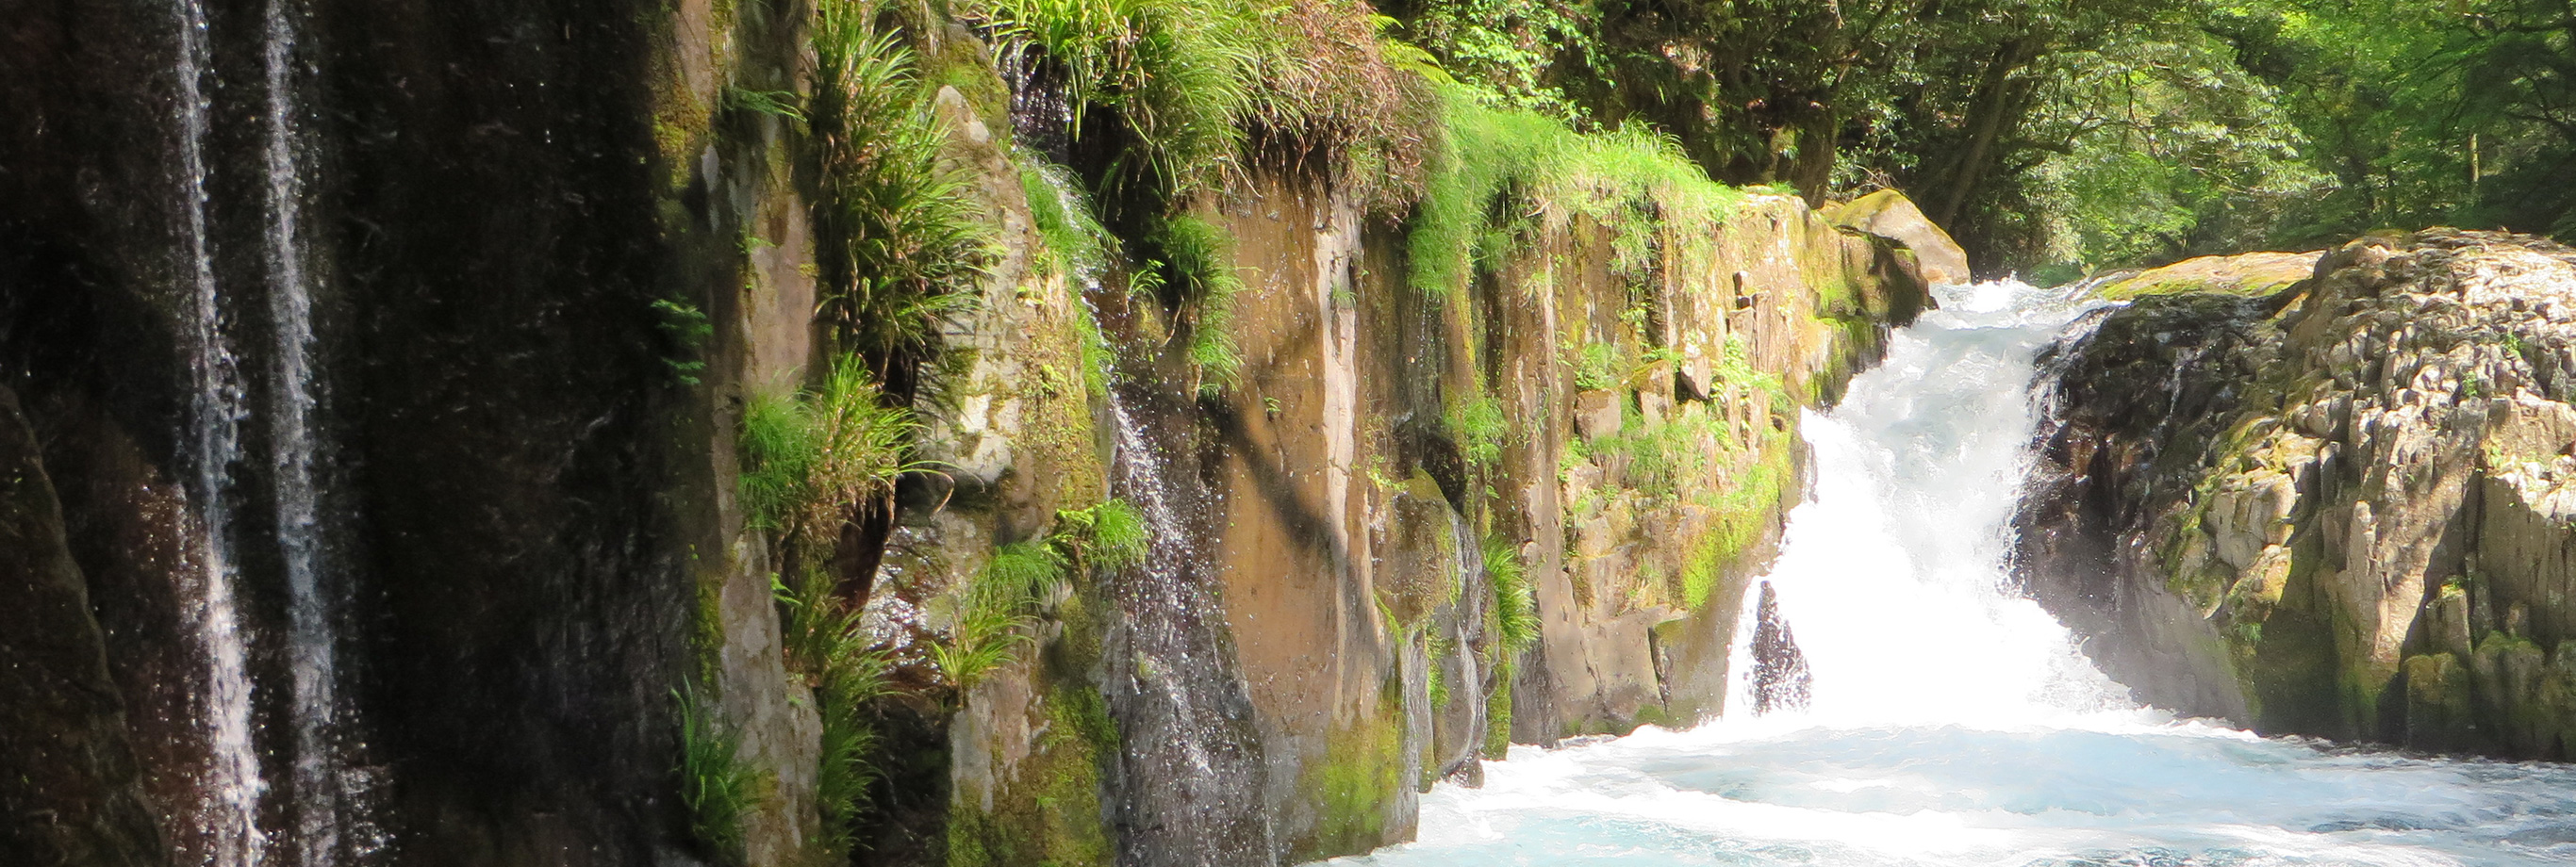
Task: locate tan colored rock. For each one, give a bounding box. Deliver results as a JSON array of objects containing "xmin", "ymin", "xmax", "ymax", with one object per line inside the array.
[
  {"xmin": 2094, "ymin": 251, "xmax": 2320, "ymax": 300},
  {"xmin": 1575, "ymin": 389, "xmax": 1624, "ymax": 441},
  {"xmin": 1823, "ymin": 189, "xmax": 1972, "ymax": 285}
]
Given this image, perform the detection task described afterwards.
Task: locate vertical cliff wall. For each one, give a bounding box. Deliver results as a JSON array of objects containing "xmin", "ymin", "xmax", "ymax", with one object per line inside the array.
[{"xmin": 0, "ymin": 2, "xmax": 1936, "ymax": 865}]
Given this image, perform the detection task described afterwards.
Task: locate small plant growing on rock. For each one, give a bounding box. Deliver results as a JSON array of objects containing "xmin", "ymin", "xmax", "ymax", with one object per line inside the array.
[{"xmin": 674, "ymin": 683, "xmax": 760, "ymax": 861}]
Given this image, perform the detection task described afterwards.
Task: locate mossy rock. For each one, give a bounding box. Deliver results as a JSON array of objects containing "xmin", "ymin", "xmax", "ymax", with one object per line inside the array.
[
  {"xmin": 1287, "ymin": 699, "xmax": 1409, "ymax": 861},
  {"xmin": 2092, "ymin": 251, "xmax": 2320, "ymax": 301}
]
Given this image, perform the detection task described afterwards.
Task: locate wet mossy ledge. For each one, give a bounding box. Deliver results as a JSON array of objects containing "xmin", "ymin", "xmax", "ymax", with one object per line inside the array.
[{"xmin": 0, "ymin": 0, "xmax": 1935, "ymax": 865}]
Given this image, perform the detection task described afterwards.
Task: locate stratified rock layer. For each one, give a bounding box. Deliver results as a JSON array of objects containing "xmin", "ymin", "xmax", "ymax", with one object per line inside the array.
[{"xmin": 2022, "ymin": 230, "xmax": 2576, "ymax": 756}]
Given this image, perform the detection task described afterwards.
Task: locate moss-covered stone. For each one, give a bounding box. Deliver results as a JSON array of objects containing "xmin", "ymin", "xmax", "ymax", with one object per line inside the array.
[{"xmin": 1288, "ymin": 697, "xmax": 1410, "ymax": 862}]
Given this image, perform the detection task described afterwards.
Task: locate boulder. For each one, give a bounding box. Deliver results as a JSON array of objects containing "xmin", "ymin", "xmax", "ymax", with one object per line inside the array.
[
  {"xmin": 2093, "ymin": 251, "xmax": 2321, "ymax": 300},
  {"xmin": 1824, "ymin": 189, "xmax": 1972, "ymax": 286}
]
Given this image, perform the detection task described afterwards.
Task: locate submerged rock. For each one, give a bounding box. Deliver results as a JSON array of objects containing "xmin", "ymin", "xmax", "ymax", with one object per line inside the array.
[{"xmin": 1749, "ymin": 582, "xmax": 1812, "ymax": 714}]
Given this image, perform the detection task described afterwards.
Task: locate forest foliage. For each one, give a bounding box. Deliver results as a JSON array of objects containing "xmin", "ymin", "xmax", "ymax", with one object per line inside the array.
[{"xmin": 1390, "ymin": 0, "xmax": 2576, "ymax": 275}]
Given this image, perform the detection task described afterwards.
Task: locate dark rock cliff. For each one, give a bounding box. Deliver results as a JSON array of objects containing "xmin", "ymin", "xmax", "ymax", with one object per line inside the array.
[{"xmin": 2021, "ymin": 230, "xmax": 2576, "ymax": 757}]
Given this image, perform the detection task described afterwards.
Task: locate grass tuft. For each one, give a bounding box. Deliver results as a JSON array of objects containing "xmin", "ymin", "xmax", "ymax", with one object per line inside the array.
[
  {"xmin": 771, "ymin": 566, "xmax": 892, "ymax": 859},
  {"xmin": 1485, "ymin": 534, "xmax": 1539, "ymax": 653},
  {"xmin": 1409, "ymin": 84, "xmax": 1745, "ymax": 301},
  {"xmin": 970, "ymin": 0, "xmax": 1429, "ymax": 209},
  {"xmin": 1154, "ymin": 216, "xmax": 1248, "ymax": 393},
  {"xmin": 810, "ymin": 0, "xmax": 996, "ymax": 383},
  {"xmin": 737, "ymin": 354, "xmax": 923, "ymax": 548},
  {"xmin": 675, "ymin": 682, "xmax": 761, "ymax": 861}
]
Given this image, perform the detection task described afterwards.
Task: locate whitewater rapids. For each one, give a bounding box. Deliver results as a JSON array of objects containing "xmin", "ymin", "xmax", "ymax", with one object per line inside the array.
[{"xmin": 1327, "ymin": 281, "xmax": 2576, "ymax": 866}]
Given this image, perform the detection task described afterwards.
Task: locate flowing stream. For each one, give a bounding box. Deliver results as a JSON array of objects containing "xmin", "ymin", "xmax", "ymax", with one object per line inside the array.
[{"xmin": 1328, "ymin": 281, "xmax": 2576, "ymax": 866}]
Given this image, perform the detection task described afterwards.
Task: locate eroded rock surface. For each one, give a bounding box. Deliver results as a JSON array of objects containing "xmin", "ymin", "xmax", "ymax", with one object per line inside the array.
[{"xmin": 2021, "ymin": 229, "xmax": 2576, "ymax": 756}]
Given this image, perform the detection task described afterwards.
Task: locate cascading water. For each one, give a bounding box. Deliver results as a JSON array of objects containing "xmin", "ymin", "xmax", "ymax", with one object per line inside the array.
[
  {"xmin": 262, "ymin": 0, "xmax": 368, "ymax": 861},
  {"xmin": 1098, "ymin": 382, "xmax": 1281, "ymax": 867},
  {"xmin": 1327, "ymin": 281, "xmax": 2576, "ymax": 866},
  {"xmin": 173, "ymin": 0, "xmax": 270, "ymax": 863},
  {"xmin": 1044, "ymin": 160, "xmax": 1277, "ymax": 866}
]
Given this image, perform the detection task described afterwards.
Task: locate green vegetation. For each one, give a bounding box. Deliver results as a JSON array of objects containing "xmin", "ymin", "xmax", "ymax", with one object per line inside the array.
[
  {"xmin": 1392, "ymin": 0, "xmax": 2576, "ymax": 274},
  {"xmin": 810, "ymin": 0, "xmax": 996, "ymax": 392},
  {"xmin": 674, "ymin": 683, "xmax": 760, "ymax": 861},
  {"xmin": 968, "ymin": 0, "xmax": 1428, "ymax": 208},
  {"xmin": 1055, "ymin": 498, "xmax": 1152, "ymax": 570},
  {"xmin": 1450, "ymin": 395, "xmax": 1510, "ymax": 471},
  {"xmin": 736, "ymin": 354, "xmax": 920, "ymax": 547},
  {"xmin": 1294, "ymin": 698, "xmax": 1408, "ymax": 859},
  {"xmin": 933, "ymin": 499, "xmax": 1149, "ymax": 692},
  {"xmin": 935, "ymin": 541, "xmax": 1065, "ymax": 692},
  {"xmin": 1153, "ymin": 215, "xmax": 1249, "ymax": 393},
  {"xmin": 1408, "ymin": 84, "xmax": 1744, "ymax": 301},
  {"xmin": 1021, "ymin": 157, "xmax": 1115, "ymax": 282},
  {"xmin": 651, "ymin": 299, "xmax": 711, "ymax": 386},
  {"xmin": 1485, "ymin": 534, "xmax": 1539, "ymax": 653},
  {"xmin": 770, "ymin": 566, "xmax": 892, "ymax": 859}
]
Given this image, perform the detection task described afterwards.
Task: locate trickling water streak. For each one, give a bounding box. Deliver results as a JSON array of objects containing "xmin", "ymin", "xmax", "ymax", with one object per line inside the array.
[
  {"xmin": 173, "ymin": 0, "xmax": 270, "ymax": 862},
  {"xmin": 260, "ymin": 0, "xmax": 343, "ymax": 862}
]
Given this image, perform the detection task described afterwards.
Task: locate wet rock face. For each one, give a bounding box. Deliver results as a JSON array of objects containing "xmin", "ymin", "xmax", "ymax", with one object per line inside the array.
[
  {"xmin": 0, "ymin": 384, "xmax": 169, "ymax": 867},
  {"xmin": 2021, "ymin": 230, "xmax": 2576, "ymax": 757},
  {"xmin": 1747, "ymin": 582, "xmax": 1809, "ymax": 715}
]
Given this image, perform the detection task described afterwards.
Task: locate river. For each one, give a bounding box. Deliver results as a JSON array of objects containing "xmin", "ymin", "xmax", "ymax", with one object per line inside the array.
[{"xmin": 1327, "ymin": 281, "xmax": 2576, "ymax": 866}]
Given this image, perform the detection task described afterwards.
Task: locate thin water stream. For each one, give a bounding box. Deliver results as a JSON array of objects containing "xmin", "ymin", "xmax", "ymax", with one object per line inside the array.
[
  {"xmin": 1329, "ymin": 281, "xmax": 2576, "ymax": 866},
  {"xmin": 173, "ymin": 0, "xmax": 269, "ymax": 862}
]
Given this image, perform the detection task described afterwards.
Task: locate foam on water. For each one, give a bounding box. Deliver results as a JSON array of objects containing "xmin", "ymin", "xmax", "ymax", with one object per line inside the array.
[{"xmin": 1328, "ymin": 281, "xmax": 2576, "ymax": 866}]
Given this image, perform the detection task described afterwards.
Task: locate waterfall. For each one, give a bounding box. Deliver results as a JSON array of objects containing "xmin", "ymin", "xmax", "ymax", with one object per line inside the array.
[
  {"xmin": 261, "ymin": 0, "xmax": 354, "ymax": 862},
  {"xmin": 1332, "ymin": 280, "xmax": 2576, "ymax": 866},
  {"xmin": 1045, "ymin": 142, "xmax": 1275, "ymax": 859},
  {"xmin": 173, "ymin": 0, "xmax": 270, "ymax": 862},
  {"xmin": 1097, "ymin": 383, "xmax": 1280, "ymax": 867},
  {"xmin": 1719, "ymin": 279, "xmax": 2122, "ymax": 725}
]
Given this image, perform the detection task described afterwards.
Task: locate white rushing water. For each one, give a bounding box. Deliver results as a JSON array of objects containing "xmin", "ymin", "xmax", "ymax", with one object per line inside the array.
[
  {"xmin": 263, "ymin": 0, "xmax": 362, "ymax": 860},
  {"xmin": 1329, "ymin": 281, "xmax": 2576, "ymax": 866},
  {"xmin": 173, "ymin": 1, "xmax": 271, "ymax": 863}
]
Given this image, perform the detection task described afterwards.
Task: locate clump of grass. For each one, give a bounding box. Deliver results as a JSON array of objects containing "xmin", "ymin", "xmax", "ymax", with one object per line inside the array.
[
  {"xmin": 1021, "ymin": 155, "xmax": 1116, "ymax": 283},
  {"xmin": 771, "ymin": 566, "xmax": 892, "ymax": 859},
  {"xmin": 1409, "ymin": 83, "xmax": 1746, "ymax": 301},
  {"xmin": 1055, "ymin": 498, "xmax": 1150, "ymax": 570},
  {"xmin": 1449, "ymin": 394, "xmax": 1509, "ymax": 470},
  {"xmin": 652, "ymin": 299, "xmax": 712, "ymax": 386},
  {"xmin": 972, "ymin": 0, "xmax": 1428, "ymax": 208},
  {"xmin": 675, "ymin": 682, "xmax": 761, "ymax": 861},
  {"xmin": 934, "ymin": 541, "xmax": 1070, "ymax": 692},
  {"xmin": 1153, "ymin": 216, "xmax": 1247, "ymax": 393},
  {"xmin": 809, "ymin": 0, "xmax": 996, "ymax": 388},
  {"xmin": 932, "ymin": 499, "xmax": 1150, "ymax": 693},
  {"xmin": 1568, "ymin": 340, "xmax": 1628, "ymax": 392},
  {"xmin": 737, "ymin": 354, "xmax": 922, "ymax": 548},
  {"xmin": 1485, "ymin": 534, "xmax": 1538, "ymax": 653}
]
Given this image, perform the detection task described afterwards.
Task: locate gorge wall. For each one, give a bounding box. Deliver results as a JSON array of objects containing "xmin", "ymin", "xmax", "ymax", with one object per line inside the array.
[
  {"xmin": 2021, "ymin": 231, "xmax": 2576, "ymax": 759},
  {"xmin": 0, "ymin": 1, "xmax": 1937, "ymax": 866}
]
